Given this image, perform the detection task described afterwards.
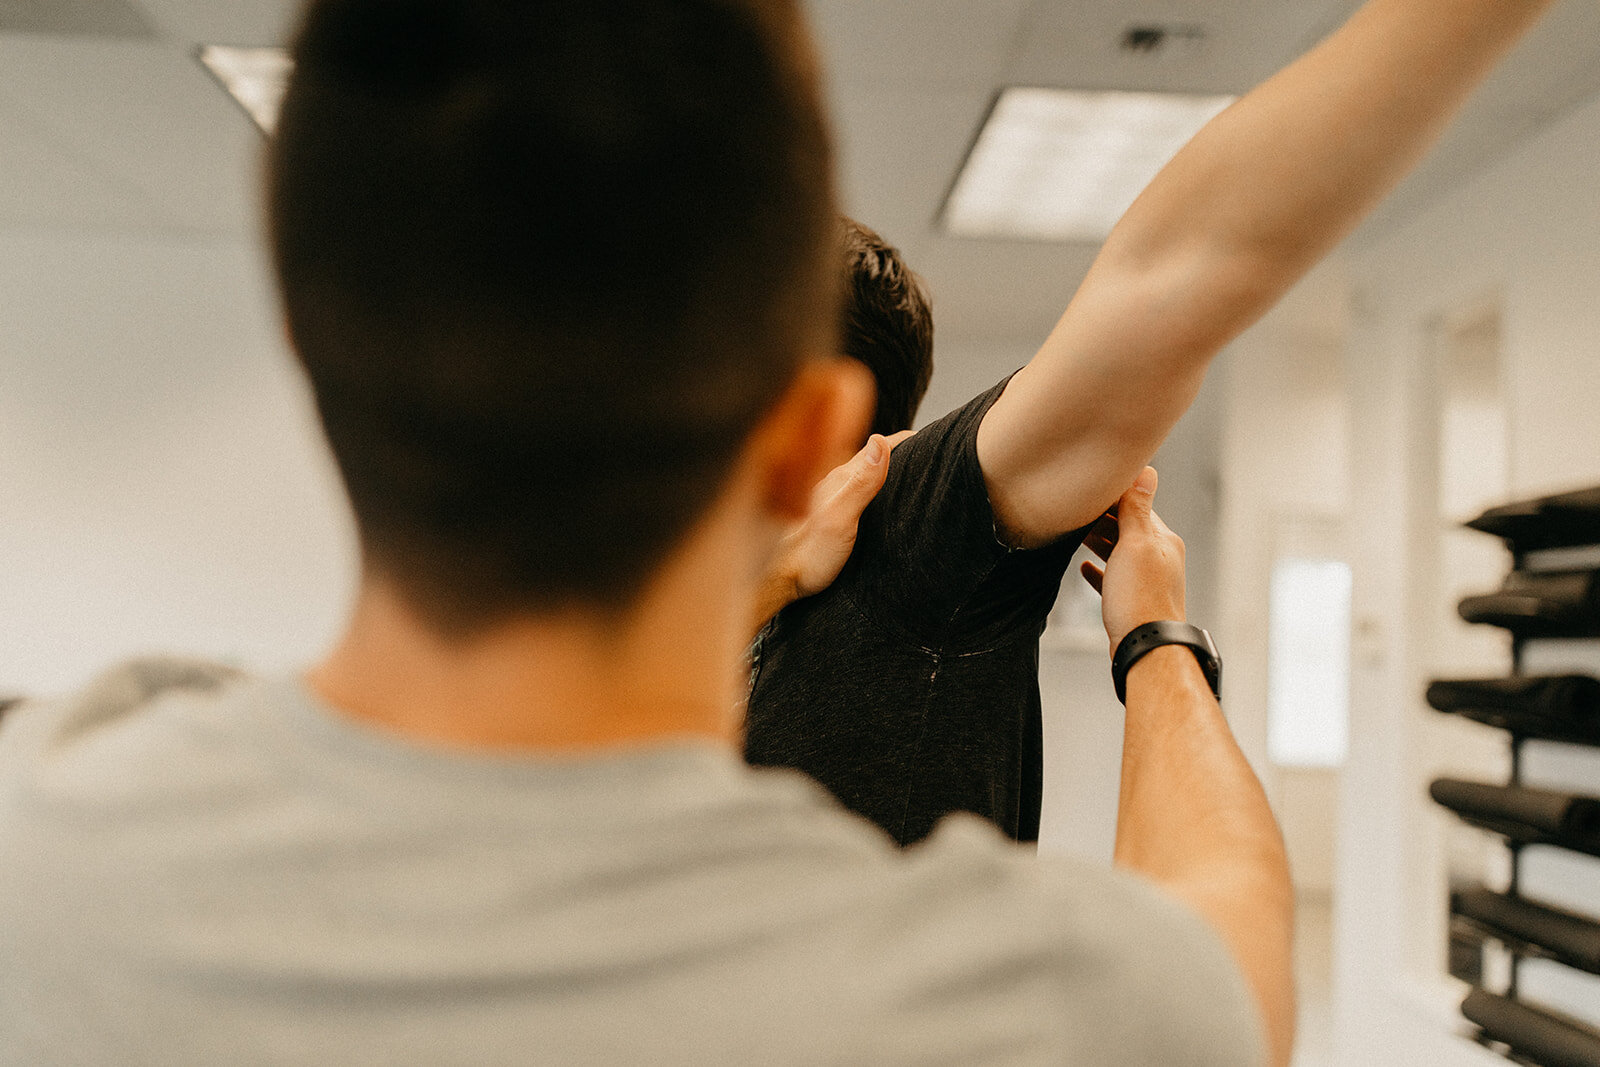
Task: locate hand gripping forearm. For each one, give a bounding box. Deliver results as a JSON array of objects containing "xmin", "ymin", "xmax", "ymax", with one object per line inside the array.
[{"xmin": 1084, "ymin": 469, "xmax": 1295, "ymax": 1067}]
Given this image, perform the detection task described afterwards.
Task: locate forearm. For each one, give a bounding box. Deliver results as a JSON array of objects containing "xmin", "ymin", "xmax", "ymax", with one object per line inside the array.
[
  {"xmin": 1106, "ymin": 0, "xmax": 1555, "ymax": 335},
  {"xmin": 1114, "ymin": 646, "xmax": 1294, "ymax": 1067},
  {"xmin": 979, "ymin": 0, "xmax": 1555, "ymax": 543}
]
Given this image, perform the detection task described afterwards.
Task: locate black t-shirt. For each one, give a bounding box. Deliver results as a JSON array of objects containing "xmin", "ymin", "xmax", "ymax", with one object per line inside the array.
[{"xmin": 745, "ymin": 378, "xmax": 1087, "ymax": 846}]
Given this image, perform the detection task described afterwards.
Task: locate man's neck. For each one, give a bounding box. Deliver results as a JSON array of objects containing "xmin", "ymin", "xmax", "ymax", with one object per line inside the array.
[
  {"xmin": 305, "ymin": 430, "xmax": 798, "ymax": 755},
  {"xmin": 307, "ymin": 572, "xmax": 748, "ymax": 754}
]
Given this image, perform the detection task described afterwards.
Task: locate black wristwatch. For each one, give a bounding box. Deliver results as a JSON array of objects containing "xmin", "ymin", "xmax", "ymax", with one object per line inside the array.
[{"xmin": 1111, "ymin": 621, "xmax": 1222, "ymax": 705}]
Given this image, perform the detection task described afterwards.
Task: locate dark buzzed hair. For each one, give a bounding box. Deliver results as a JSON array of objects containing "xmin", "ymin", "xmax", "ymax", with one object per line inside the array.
[
  {"xmin": 839, "ymin": 219, "xmax": 933, "ymax": 436},
  {"xmin": 267, "ymin": 0, "xmax": 837, "ymax": 633}
]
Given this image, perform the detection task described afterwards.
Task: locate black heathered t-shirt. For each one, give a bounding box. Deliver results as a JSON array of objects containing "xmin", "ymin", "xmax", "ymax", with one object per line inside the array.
[{"xmin": 745, "ymin": 378, "xmax": 1087, "ymax": 847}]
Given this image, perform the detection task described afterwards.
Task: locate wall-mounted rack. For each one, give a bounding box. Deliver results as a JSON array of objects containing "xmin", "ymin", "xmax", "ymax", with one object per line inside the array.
[{"xmin": 1429, "ymin": 485, "xmax": 1600, "ymax": 1067}]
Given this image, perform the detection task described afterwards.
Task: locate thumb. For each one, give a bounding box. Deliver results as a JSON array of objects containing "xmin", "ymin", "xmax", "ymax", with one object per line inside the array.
[
  {"xmin": 832, "ymin": 434, "xmax": 892, "ymax": 506},
  {"xmin": 1117, "ymin": 466, "xmax": 1158, "ymax": 526}
]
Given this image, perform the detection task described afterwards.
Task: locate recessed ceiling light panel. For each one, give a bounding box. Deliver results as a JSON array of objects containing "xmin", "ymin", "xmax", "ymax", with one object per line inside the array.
[
  {"xmin": 942, "ymin": 87, "xmax": 1235, "ymax": 243},
  {"xmin": 199, "ymin": 45, "xmax": 293, "ymax": 135}
]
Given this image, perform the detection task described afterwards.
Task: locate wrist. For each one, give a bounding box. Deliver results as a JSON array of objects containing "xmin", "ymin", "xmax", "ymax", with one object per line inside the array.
[
  {"xmin": 1110, "ymin": 611, "xmax": 1183, "ymax": 652},
  {"xmin": 1124, "ymin": 644, "xmax": 1211, "ymax": 701},
  {"xmin": 1111, "ymin": 620, "xmax": 1221, "ymax": 704}
]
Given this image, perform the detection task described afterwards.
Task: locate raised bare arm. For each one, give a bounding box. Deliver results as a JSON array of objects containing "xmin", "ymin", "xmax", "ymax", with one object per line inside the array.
[{"xmin": 977, "ymin": 0, "xmax": 1557, "ymax": 546}]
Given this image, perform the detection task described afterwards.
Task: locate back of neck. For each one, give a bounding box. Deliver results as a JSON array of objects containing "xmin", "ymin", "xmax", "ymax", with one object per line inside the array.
[{"xmin": 307, "ymin": 577, "xmax": 744, "ymax": 753}]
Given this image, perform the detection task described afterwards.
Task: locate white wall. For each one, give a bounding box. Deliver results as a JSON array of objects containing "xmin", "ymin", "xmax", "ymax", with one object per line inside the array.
[
  {"xmin": 0, "ymin": 227, "xmax": 356, "ymax": 696},
  {"xmin": 1333, "ymin": 86, "xmax": 1600, "ymax": 1065},
  {"xmin": 1214, "ymin": 259, "xmax": 1352, "ymax": 896}
]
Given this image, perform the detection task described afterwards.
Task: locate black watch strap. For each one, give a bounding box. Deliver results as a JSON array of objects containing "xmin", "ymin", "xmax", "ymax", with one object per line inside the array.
[{"xmin": 1111, "ymin": 621, "xmax": 1222, "ymax": 705}]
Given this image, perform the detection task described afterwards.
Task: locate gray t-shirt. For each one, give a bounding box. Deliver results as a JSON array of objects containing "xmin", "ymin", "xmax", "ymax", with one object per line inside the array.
[{"xmin": 0, "ymin": 659, "xmax": 1263, "ymax": 1065}]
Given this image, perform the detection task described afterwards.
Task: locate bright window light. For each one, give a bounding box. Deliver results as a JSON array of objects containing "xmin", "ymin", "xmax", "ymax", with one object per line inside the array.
[
  {"xmin": 1267, "ymin": 558, "xmax": 1353, "ymax": 768},
  {"xmin": 198, "ymin": 45, "xmax": 293, "ymax": 135},
  {"xmin": 942, "ymin": 87, "xmax": 1235, "ymax": 242}
]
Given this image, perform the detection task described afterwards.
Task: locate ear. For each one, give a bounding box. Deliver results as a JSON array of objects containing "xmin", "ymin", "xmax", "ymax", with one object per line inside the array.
[{"xmin": 748, "ymin": 357, "xmax": 875, "ymax": 522}]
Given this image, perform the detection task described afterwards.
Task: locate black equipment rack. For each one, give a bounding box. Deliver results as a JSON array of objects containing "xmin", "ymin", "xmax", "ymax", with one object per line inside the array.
[{"xmin": 1432, "ymin": 486, "xmax": 1600, "ymax": 1066}]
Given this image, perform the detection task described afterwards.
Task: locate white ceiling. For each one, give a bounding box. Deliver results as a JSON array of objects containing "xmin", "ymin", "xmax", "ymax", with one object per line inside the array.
[
  {"xmin": 1, "ymin": 0, "xmax": 1598, "ymax": 347},
  {"xmin": 808, "ymin": 0, "xmax": 1600, "ymax": 343}
]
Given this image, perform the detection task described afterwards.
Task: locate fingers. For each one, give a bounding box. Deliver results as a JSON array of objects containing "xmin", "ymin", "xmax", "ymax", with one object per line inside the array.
[
  {"xmin": 883, "ymin": 429, "xmax": 916, "ymax": 451},
  {"xmin": 1083, "ymin": 510, "xmax": 1119, "ymax": 561},
  {"xmin": 1088, "ymin": 469, "xmax": 1167, "ymax": 563},
  {"xmin": 1080, "ymin": 560, "xmax": 1104, "ymax": 595}
]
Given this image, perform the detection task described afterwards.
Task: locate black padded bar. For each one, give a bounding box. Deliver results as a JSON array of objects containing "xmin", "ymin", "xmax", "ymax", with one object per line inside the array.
[
  {"xmin": 1463, "ymin": 989, "xmax": 1600, "ymax": 1067},
  {"xmin": 1459, "ymin": 570, "xmax": 1600, "ymax": 639},
  {"xmin": 1426, "ymin": 675, "xmax": 1600, "ymax": 746},
  {"xmin": 1454, "ymin": 887, "xmax": 1600, "ymax": 975},
  {"xmin": 1468, "ymin": 485, "xmax": 1600, "ymax": 553},
  {"xmin": 1430, "ymin": 779, "xmax": 1600, "ymax": 858}
]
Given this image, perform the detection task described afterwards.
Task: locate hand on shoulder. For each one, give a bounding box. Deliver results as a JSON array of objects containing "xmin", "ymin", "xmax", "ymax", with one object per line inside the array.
[{"xmin": 752, "ymin": 429, "xmax": 915, "ymax": 632}]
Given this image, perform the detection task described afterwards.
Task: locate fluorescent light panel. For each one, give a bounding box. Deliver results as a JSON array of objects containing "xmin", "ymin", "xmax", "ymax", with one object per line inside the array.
[
  {"xmin": 943, "ymin": 87, "xmax": 1235, "ymax": 242},
  {"xmin": 199, "ymin": 45, "xmax": 293, "ymax": 135}
]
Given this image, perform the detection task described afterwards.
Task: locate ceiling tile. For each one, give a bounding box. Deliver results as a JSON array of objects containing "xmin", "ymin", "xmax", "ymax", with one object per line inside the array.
[
  {"xmin": 1006, "ymin": 0, "xmax": 1355, "ymax": 94},
  {"xmin": 0, "ymin": 101, "xmax": 163, "ymax": 230},
  {"xmin": 831, "ymin": 88, "xmax": 995, "ymax": 247},
  {"xmin": 897, "ymin": 234, "xmax": 1100, "ymax": 345},
  {"xmin": 0, "ymin": 0, "xmax": 152, "ymax": 39},
  {"xmin": 804, "ymin": 0, "xmax": 1034, "ymax": 91},
  {"xmin": 0, "ymin": 36, "xmax": 262, "ymax": 235},
  {"xmin": 130, "ymin": 0, "xmax": 300, "ymax": 45}
]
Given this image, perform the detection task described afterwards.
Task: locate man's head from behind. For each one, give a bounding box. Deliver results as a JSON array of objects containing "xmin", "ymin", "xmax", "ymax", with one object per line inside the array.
[
  {"xmin": 839, "ymin": 219, "xmax": 933, "ymax": 437},
  {"xmin": 269, "ymin": 0, "xmax": 843, "ymax": 634}
]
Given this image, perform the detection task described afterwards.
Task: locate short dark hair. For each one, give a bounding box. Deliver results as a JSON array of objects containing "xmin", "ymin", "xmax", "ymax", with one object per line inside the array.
[
  {"xmin": 839, "ymin": 219, "xmax": 933, "ymax": 436},
  {"xmin": 268, "ymin": 0, "xmax": 837, "ymax": 632}
]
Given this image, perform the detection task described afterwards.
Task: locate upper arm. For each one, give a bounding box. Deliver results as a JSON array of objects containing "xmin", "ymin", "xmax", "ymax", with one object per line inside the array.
[{"xmin": 976, "ymin": 243, "xmax": 1272, "ymax": 548}]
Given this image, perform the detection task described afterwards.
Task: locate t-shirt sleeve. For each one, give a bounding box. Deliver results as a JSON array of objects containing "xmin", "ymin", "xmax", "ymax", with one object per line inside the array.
[{"xmin": 844, "ymin": 376, "xmax": 1020, "ymax": 638}]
